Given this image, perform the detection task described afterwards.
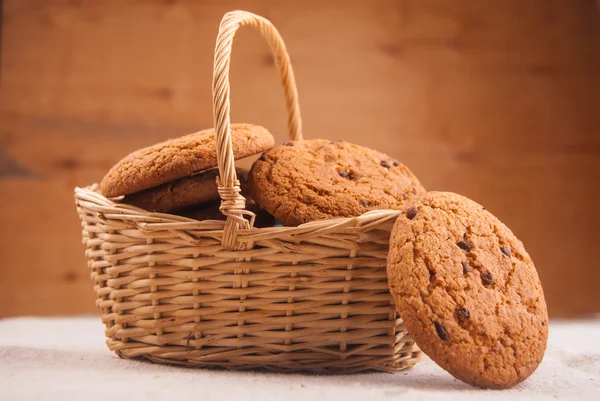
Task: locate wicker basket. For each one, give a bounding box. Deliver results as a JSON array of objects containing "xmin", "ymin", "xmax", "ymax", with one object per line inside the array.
[{"xmin": 74, "ymin": 10, "xmax": 421, "ymax": 373}]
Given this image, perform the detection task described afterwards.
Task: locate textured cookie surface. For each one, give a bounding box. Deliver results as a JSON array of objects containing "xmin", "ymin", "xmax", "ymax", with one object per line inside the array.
[
  {"xmin": 122, "ymin": 168, "xmax": 248, "ymax": 213},
  {"xmin": 248, "ymin": 139, "xmax": 425, "ymax": 226},
  {"xmin": 101, "ymin": 124, "xmax": 274, "ymax": 197},
  {"xmin": 387, "ymin": 192, "xmax": 548, "ymax": 389}
]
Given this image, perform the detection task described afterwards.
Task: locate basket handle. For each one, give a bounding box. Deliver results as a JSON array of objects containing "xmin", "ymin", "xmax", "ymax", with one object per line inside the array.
[{"xmin": 212, "ymin": 10, "xmax": 303, "ymax": 248}]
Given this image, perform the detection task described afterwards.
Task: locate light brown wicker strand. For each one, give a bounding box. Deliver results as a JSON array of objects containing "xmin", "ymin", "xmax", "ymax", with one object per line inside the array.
[
  {"xmin": 284, "ymin": 259, "xmax": 298, "ymax": 345},
  {"xmin": 109, "ymin": 224, "xmax": 125, "ymax": 346},
  {"xmin": 84, "ymin": 217, "xmax": 116, "ymax": 345},
  {"xmin": 147, "ymin": 238, "xmax": 163, "ymax": 337},
  {"xmin": 191, "ymin": 246, "xmax": 202, "ymax": 348},
  {"xmin": 212, "ymin": 10, "xmax": 303, "ymax": 249},
  {"xmin": 235, "ymin": 258, "xmax": 248, "ymax": 340},
  {"xmin": 340, "ymin": 248, "xmax": 357, "ymax": 352}
]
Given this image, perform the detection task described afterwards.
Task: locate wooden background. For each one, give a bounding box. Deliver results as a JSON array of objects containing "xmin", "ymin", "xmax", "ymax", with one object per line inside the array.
[{"xmin": 1, "ymin": 0, "xmax": 598, "ymax": 318}]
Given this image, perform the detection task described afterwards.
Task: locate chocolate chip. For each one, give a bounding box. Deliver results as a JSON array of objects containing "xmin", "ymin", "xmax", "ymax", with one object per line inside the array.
[
  {"xmin": 541, "ymin": 321, "xmax": 545, "ymax": 326},
  {"xmin": 457, "ymin": 241, "xmax": 472, "ymax": 252},
  {"xmin": 481, "ymin": 271, "xmax": 494, "ymax": 287},
  {"xmin": 338, "ymin": 170, "xmax": 357, "ymax": 180},
  {"xmin": 434, "ymin": 322, "xmax": 449, "ymax": 340},
  {"xmin": 283, "ymin": 141, "xmax": 294, "ymax": 146},
  {"xmin": 406, "ymin": 207, "xmax": 418, "ymax": 220},
  {"xmin": 380, "ymin": 160, "xmax": 391, "ymax": 168},
  {"xmin": 462, "ymin": 262, "xmax": 472, "ymax": 274},
  {"xmin": 393, "ymin": 160, "xmax": 400, "ymax": 167},
  {"xmin": 361, "ymin": 201, "xmax": 370, "ymax": 207},
  {"xmin": 455, "ymin": 307, "xmax": 470, "ymax": 325},
  {"xmin": 500, "ymin": 246, "xmax": 511, "ymax": 257}
]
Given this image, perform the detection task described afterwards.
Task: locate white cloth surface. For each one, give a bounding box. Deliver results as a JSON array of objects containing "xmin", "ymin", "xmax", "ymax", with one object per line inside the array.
[{"xmin": 0, "ymin": 317, "xmax": 598, "ymax": 400}]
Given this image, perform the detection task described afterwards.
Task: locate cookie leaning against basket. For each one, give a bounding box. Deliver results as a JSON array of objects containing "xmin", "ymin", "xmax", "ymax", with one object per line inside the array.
[
  {"xmin": 74, "ymin": 10, "xmax": 422, "ymax": 373},
  {"xmin": 387, "ymin": 192, "xmax": 548, "ymax": 388}
]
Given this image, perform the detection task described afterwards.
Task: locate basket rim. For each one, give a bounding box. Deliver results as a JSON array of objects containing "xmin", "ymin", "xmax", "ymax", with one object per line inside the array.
[{"xmin": 75, "ymin": 184, "xmax": 402, "ymax": 236}]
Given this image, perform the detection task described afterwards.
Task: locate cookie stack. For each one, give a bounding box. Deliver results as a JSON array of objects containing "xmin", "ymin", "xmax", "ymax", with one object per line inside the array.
[
  {"xmin": 100, "ymin": 124, "xmax": 548, "ymax": 389},
  {"xmin": 100, "ymin": 123, "xmax": 276, "ymax": 227}
]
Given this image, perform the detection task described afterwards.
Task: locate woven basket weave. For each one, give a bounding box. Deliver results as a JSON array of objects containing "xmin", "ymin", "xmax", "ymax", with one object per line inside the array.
[{"xmin": 74, "ymin": 10, "xmax": 421, "ymax": 373}]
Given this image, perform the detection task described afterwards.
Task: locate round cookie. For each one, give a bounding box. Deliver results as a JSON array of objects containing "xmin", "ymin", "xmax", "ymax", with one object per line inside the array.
[
  {"xmin": 178, "ymin": 199, "xmax": 276, "ymax": 228},
  {"xmin": 101, "ymin": 123, "xmax": 274, "ymax": 197},
  {"xmin": 248, "ymin": 139, "xmax": 425, "ymax": 226},
  {"xmin": 122, "ymin": 168, "xmax": 249, "ymax": 213},
  {"xmin": 387, "ymin": 192, "xmax": 548, "ymax": 389}
]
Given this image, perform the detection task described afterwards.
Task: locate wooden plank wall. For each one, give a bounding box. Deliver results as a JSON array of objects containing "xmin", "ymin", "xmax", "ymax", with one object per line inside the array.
[{"xmin": 1, "ymin": 0, "xmax": 598, "ymax": 317}]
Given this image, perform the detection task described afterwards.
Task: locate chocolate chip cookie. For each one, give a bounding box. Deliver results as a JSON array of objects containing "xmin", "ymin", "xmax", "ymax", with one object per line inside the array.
[
  {"xmin": 101, "ymin": 123, "xmax": 274, "ymax": 197},
  {"xmin": 122, "ymin": 168, "xmax": 248, "ymax": 213},
  {"xmin": 247, "ymin": 139, "xmax": 425, "ymax": 226},
  {"xmin": 387, "ymin": 192, "xmax": 548, "ymax": 389}
]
